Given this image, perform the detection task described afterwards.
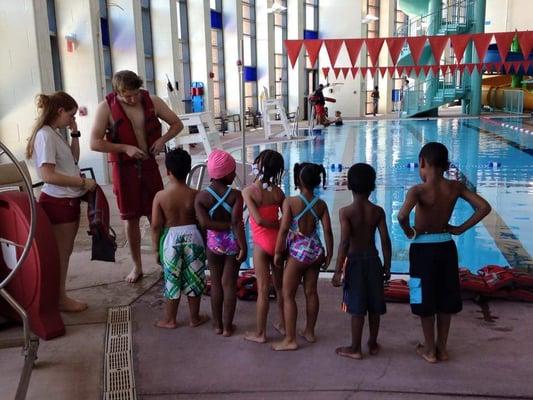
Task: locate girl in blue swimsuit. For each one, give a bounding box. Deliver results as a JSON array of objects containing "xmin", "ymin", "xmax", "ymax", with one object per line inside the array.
[{"xmin": 272, "ymin": 163, "xmax": 333, "ymax": 351}]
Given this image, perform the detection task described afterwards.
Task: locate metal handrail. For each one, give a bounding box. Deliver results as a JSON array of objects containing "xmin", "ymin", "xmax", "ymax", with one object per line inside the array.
[
  {"xmin": 0, "ymin": 141, "xmax": 39, "ymax": 400},
  {"xmin": 186, "ymin": 162, "xmax": 244, "ymax": 191}
]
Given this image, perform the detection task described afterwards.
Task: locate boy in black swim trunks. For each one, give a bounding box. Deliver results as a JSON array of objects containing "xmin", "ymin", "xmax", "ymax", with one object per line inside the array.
[
  {"xmin": 332, "ymin": 163, "xmax": 391, "ymax": 359},
  {"xmin": 398, "ymin": 142, "xmax": 491, "ymax": 363}
]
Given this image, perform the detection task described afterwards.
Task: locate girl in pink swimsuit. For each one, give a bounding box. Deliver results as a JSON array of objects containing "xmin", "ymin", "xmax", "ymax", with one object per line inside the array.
[
  {"xmin": 243, "ymin": 150, "xmax": 286, "ymax": 343},
  {"xmin": 272, "ymin": 163, "xmax": 333, "ymax": 351},
  {"xmin": 195, "ymin": 150, "xmax": 247, "ymax": 337}
]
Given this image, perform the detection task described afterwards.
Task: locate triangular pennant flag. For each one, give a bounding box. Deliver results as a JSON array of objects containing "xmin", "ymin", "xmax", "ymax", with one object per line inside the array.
[
  {"xmin": 493, "ymin": 62, "xmax": 502, "ymax": 73},
  {"xmin": 333, "ymin": 67, "xmax": 341, "ymax": 79},
  {"xmin": 344, "ymin": 39, "xmax": 364, "ymax": 67},
  {"xmin": 385, "ymin": 37, "xmax": 406, "ymax": 65},
  {"xmin": 494, "ymin": 31, "xmax": 516, "ymax": 63},
  {"xmin": 430, "ymin": 65, "xmax": 440, "ymax": 77},
  {"xmin": 428, "ymin": 36, "xmax": 449, "ymax": 64},
  {"xmin": 472, "ymin": 33, "xmax": 493, "ymax": 61},
  {"xmin": 366, "ymin": 38, "xmax": 385, "ymax": 67},
  {"xmin": 522, "ymin": 61, "xmax": 530, "ymax": 74},
  {"xmin": 457, "ymin": 64, "xmax": 466, "ymax": 75},
  {"xmin": 422, "ymin": 65, "xmax": 431, "ymax": 76},
  {"xmin": 285, "ymin": 39, "xmax": 303, "ymax": 68},
  {"xmin": 405, "ymin": 66, "xmax": 413, "ymax": 77},
  {"xmin": 440, "ymin": 65, "xmax": 449, "ymax": 75},
  {"xmin": 379, "ymin": 67, "xmax": 387, "ymax": 78},
  {"xmin": 413, "ymin": 65, "xmax": 423, "ymax": 77},
  {"xmin": 341, "ymin": 67, "xmax": 350, "ymax": 79},
  {"xmin": 324, "ymin": 39, "xmax": 344, "ymax": 67},
  {"xmin": 397, "ymin": 66, "xmax": 407, "ymax": 77},
  {"xmin": 477, "ymin": 62, "xmax": 486, "ymax": 73},
  {"xmin": 407, "ymin": 36, "xmax": 427, "ymax": 65},
  {"xmin": 511, "ymin": 61, "xmax": 521, "ymax": 74},
  {"xmin": 450, "ymin": 34, "xmax": 471, "ymax": 63},
  {"xmin": 465, "ymin": 63, "xmax": 476, "ymax": 75},
  {"xmin": 360, "ymin": 67, "xmax": 368, "ymax": 79},
  {"xmin": 322, "ymin": 67, "xmax": 330, "ymax": 79},
  {"xmin": 387, "ymin": 66, "xmax": 396, "ymax": 77},
  {"xmin": 517, "ymin": 31, "xmax": 533, "ymax": 61},
  {"xmin": 503, "ymin": 62, "xmax": 512, "ymax": 74},
  {"xmin": 303, "ymin": 39, "xmax": 323, "ymax": 68},
  {"xmin": 368, "ymin": 66, "xmax": 378, "ymax": 78},
  {"xmin": 483, "ymin": 63, "xmax": 493, "ymax": 72},
  {"xmin": 449, "ymin": 64, "xmax": 458, "ymax": 75},
  {"xmin": 350, "ymin": 67, "xmax": 359, "ymax": 79}
]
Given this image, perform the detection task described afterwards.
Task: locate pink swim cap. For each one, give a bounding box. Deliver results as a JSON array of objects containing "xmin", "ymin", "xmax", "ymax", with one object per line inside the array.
[{"xmin": 207, "ymin": 149, "xmax": 236, "ymax": 180}]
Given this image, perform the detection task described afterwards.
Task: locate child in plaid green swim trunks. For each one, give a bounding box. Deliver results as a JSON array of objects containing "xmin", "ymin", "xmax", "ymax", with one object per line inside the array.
[{"xmin": 151, "ymin": 149, "xmax": 210, "ymax": 329}]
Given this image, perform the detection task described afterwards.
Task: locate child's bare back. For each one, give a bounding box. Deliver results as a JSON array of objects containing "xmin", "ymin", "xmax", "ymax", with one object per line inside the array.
[
  {"xmin": 156, "ymin": 183, "xmax": 198, "ymax": 227},
  {"xmin": 341, "ymin": 200, "xmax": 385, "ymax": 253}
]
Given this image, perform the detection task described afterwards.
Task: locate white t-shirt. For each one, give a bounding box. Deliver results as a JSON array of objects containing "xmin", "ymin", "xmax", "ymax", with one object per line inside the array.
[{"xmin": 33, "ymin": 125, "xmax": 86, "ymax": 198}]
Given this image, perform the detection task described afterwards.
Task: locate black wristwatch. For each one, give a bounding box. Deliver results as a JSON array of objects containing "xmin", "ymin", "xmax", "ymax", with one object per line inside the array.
[{"xmin": 70, "ymin": 131, "xmax": 81, "ymax": 138}]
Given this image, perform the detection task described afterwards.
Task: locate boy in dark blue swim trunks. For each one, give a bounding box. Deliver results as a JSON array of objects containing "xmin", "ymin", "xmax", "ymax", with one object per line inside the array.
[
  {"xmin": 332, "ymin": 163, "xmax": 391, "ymax": 359},
  {"xmin": 398, "ymin": 142, "xmax": 491, "ymax": 363}
]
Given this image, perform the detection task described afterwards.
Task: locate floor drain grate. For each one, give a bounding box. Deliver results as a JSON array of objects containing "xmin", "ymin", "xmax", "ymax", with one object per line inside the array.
[{"xmin": 103, "ymin": 307, "xmax": 135, "ymax": 400}]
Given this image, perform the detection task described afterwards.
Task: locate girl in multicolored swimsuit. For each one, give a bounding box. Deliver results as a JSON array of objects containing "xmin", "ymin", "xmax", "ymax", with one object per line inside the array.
[
  {"xmin": 195, "ymin": 149, "xmax": 247, "ymax": 337},
  {"xmin": 243, "ymin": 150, "xmax": 286, "ymax": 343},
  {"xmin": 272, "ymin": 163, "xmax": 333, "ymax": 351}
]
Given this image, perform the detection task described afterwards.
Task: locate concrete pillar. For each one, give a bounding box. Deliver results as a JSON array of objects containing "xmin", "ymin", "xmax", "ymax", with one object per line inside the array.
[
  {"xmin": 150, "ymin": 0, "xmax": 180, "ymax": 98},
  {"xmin": 318, "ymin": 0, "xmax": 363, "ymax": 118},
  {"xmin": 256, "ymin": 0, "xmax": 276, "ymax": 104},
  {"xmin": 222, "ymin": 1, "xmax": 242, "ymax": 115},
  {"xmin": 0, "ymin": 0, "xmax": 54, "ymax": 161},
  {"xmin": 54, "ymin": 0, "xmax": 108, "ymax": 181},
  {"xmin": 108, "ymin": 0, "xmax": 144, "ymax": 76},
  {"xmin": 287, "ymin": 0, "xmax": 305, "ymax": 116},
  {"xmin": 469, "ymin": 0, "xmax": 486, "ymax": 115},
  {"xmin": 188, "ymin": 0, "xmax": 213, "ymax": 113},
  {"xmin": 378, "ymin": 0, "xmax": 395, "ymax": 115}
]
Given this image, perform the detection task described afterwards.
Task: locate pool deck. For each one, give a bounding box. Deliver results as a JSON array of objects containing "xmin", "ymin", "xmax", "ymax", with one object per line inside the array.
[{"xmin": 1, "ymin": 121, "xmax": 533, "ymax": 399}]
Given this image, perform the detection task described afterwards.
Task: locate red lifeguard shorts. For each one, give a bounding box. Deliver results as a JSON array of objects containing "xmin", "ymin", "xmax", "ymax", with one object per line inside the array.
[
  {"xmin": 314, "ymin": 104, "xmax": 325, "ymax": 117},
  {"xmin": 110, "ymin": 158, "xmax": 163, "ymax": 220},
  {"xmin": 39, "ymin": 192, "xmax": 82, "ymax": 225}
]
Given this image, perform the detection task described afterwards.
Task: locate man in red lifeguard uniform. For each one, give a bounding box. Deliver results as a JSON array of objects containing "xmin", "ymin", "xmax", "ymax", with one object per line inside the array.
[{"xmin": 91, "ymin": 70, "xmax": 184, "ymax": 283}]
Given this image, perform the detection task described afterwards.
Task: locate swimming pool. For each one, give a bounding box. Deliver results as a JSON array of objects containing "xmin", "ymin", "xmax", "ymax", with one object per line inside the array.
[{"xmin": 237, "ymin": 117, "xmax": 533, "ymax": 274}]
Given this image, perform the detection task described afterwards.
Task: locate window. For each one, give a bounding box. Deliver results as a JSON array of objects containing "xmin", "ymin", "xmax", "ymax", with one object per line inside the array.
[
  {"xmin": 141, "ymin": 0, "xmax": 156, "ymax": 93},
  {"xmin": 243, "ymin": 0, "xmax": 257, "ymax": 112},
  {"xmin": 211, "ymin": 0, "xmax": 226, "ymax": 116},
  {"xmin": 394, "ymin": 0, "xmax": 409, "ymax": 36},
  {"xmin": 99, "ymin": 0, "xmax": 113, "ymax": 93},
  {"xmin": 177, "ymin": 0, "xmax": 192, "ymax": 112},
  {"xmin": 366, "ymin": 0, "xmax": 380, "ymax": 115},
  {"xmin": 273, "ymin": 1, "xmax": 288, "ymax": 110},
  {"xmin": 48, "ymin": 0, "xmax": 63, "ymax": 91},
  {"xmin": 304, "ymin": 0, "xmax": 319, "ymax": 105}
]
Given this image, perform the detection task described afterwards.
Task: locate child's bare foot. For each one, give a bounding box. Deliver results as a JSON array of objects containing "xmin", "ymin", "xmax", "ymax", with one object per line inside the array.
[
  {"xmin": 244, "ymin": 331, "xmax": 266, "ymax": 343},
  {"xmin": 189, "ymin": 314, "xmax": 210, "ymax": 328},
  {"xmin": 222, "ymin": 324, "xmax": 237, "ymax": 337},
  {"xmin": 272, "ymin": 339, "xmax": 298, "ymax": 351},
  {"xmin": 154, "ymin": 320, "xmax": 177, "ymax": 329},
  {"xmin": 436, "ymin": 346, "xmax": 449, "ymax": 361},
  {"xmin": 213, "ymin": 322, "xmax": 223, "ymax": 335},
  {"xmin": 298, "ymin": 329, "xmax": 316, "ymax": 343},
  {"xmin": 368, "ymin": 341, "xmax": 381, "ymax": 355},
  {"xmin": 214, "ymin": 327, "xmax": 223, "ymax": 335},
  {"xmin": 59, "ymin": 297, "xmax": 88, "ymax": 312},
  {"xmin": 125, "ymin": 268, "xmax": 143, "ymax": 283},
  {"xmin": 335, "ymin": 346, "xmax": 362, "ymax": 359},
  {"xmin": 416, "ymin": 343, "xmax": 437, "ymax": 363},
  {"xmin": 272, "ymin": 321, "xmax": 286, "ymax": 335}
]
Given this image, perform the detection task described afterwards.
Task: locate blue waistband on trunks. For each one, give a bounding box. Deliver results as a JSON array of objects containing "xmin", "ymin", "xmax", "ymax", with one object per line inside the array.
[{"xmin": 412, "ymin": 232, "xmax": 452, "ymax": 244}]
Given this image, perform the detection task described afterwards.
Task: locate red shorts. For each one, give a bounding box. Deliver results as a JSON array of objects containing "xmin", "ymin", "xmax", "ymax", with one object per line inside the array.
[
  {"xmin": 314, "ymin": 104, "xmax": 325, "ymax": 116},
  {"xmin": 39, "ymin": 192, "xmax": 82, "ymax": 225},
  {"xmin": 110, "ymin": 158, "xmax": 163, "ymax": 220}
]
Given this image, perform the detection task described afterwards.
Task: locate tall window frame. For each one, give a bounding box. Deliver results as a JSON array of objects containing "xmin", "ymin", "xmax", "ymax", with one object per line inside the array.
[
  {"xmin": 99, "ymin": 0, "xmax": 114, "ymax": 94},
  {"xmin": 274, "ymin": 0, "xmax": 288, "ymax": 110},
  {"xmin": 177, "ymin": 0, "xmax": 192, "ymax": 112},
  {"xmin": 47, "ymin": 0, "xmax": 63, "ymax": 91},
  {"xmin": 211, "ymin": 0, "xmax": 226, "ymax": 117},
  {"xmin": 242, "ymin": 0, "xmax": 258, "ymax": 112},
  {"xmin": 304, "ymin": 0, "xmax": 319, "ymax": 107},
  {"xmin": 365, "ymin": 0, "xmax": 380, "ymax": 115},
  {"xmin": 393, "ymin": 0, "xmax": 409, "ymax": 92},
  {"xmin": 141, "ymin": 0, "xmax": 156, "ymax": 93}
]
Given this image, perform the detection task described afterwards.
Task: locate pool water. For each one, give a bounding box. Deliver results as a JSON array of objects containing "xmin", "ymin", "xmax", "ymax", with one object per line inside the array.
[{"xmin": 239, "ymin": 117, "xmax": 533, "ymax": 274}]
